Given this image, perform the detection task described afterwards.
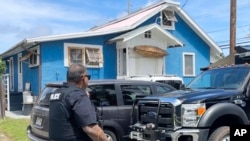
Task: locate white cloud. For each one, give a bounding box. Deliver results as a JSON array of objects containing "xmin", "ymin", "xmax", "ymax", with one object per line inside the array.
[{"xmin": 0, "ymin": 0, "xmax": 105, "ymax": 53}]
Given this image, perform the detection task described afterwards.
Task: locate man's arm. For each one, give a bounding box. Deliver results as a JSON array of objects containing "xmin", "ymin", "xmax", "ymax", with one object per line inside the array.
[{"xmin": 82, "ymin": 124, "xmax": 109, "ymax": 141}]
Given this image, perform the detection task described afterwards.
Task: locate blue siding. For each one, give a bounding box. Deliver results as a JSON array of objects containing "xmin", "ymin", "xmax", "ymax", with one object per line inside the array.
[
  {"xmin": 140, "ymin": 13, "xmax": 210, "ymax": 84},
  {"xmin": 21, "ymin": 54, "xmax": 39, "ymax": 95},
  {"xmin": 4, "ymin": 52, "xmax": 40, "ymax": 96},
  {"xmin": 40, "ymin": 42, "xmax": 66, "ymax": 89},
  {"xmin": 166, "ymin": 15, "xmax": 210, "ymax": 84},
  {"xmin": 40, "ymin": 35, "xmax": 118, "ymax": 89}
]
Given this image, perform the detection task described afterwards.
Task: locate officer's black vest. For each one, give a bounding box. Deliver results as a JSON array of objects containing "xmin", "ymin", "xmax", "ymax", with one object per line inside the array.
[{"xmin": 49, "ymin": 85, "xmax": 91, "ymax": 141}]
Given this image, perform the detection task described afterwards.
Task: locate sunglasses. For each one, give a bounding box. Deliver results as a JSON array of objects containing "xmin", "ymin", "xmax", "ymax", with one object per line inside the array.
[{"xmin": 83, "ymin": 75, "xmax": 91, "ymax": 80}]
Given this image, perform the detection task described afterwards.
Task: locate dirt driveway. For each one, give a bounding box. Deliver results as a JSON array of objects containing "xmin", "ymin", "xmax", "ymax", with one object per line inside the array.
[{"xmin": 0, "ymin": 132, "xmax": 11, "ymax": 141}]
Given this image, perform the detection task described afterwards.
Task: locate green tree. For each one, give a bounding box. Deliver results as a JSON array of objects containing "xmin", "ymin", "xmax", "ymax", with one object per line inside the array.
[{"xmin": 0, "ymin": 59, "xmax": 6, "ymax": 76}]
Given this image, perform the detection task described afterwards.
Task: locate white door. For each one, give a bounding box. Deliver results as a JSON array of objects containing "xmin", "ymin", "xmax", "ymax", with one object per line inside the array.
[{"xmin": 18, "ymin": 53, "xmax": 23, "ymax": 92}]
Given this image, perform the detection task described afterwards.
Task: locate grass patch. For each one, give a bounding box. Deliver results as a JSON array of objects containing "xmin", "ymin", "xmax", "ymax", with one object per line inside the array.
[{"xmin": 0, "ymin": 118, "xmax": 30, "ymax": 141}]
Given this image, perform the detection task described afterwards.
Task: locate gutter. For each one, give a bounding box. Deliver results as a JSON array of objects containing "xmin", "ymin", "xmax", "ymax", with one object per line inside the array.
[{"xmin": 0, "ymin": 39, "xmax": 39, "ymax": 59}]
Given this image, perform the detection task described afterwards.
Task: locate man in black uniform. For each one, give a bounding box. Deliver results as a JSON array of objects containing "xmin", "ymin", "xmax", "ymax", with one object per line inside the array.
[{"xmin": 49, "ymin": 64, "xmax": 109, "ymax": 141}]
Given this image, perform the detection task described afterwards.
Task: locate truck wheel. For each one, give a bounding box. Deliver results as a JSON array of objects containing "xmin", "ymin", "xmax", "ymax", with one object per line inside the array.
[
  {"xmin": 208, "ymin": 126, "xmax": 230, "ymax": 141},
  {"xmin": 104, "ymin": 129, "xmax": 117, "ymax": 141}
]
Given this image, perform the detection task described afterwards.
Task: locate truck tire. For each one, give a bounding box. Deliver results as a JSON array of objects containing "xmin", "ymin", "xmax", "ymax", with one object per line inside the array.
[
  {"xmin": 104, "ymin": 129, "xmax": 117, "ymax": 141},
  {"xmin": 208, "ymin": 126, "xmax": 230, "ymax": 141}
]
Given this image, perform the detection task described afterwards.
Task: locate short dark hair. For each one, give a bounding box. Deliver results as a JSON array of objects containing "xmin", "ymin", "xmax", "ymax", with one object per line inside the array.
[{"xmin": 67, "ymin": 64, "xmax": 87, "ymax": 83}]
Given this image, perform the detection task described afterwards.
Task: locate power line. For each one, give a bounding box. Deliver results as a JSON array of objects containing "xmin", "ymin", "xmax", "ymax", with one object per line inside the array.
[
  {"xmin": 181, "ymin": 0, "xmax": 189, "ymax": 9},
  {"xmin": 217, "ymin": 37, "xmax": 250, "ymax": 44},
  {"xmin": 207, "ymin": 24, "xmax": 250, "ymax": 34},
  {"xmin": 220, "ymin": 40, "xmax": 250, "ymax": 49}
]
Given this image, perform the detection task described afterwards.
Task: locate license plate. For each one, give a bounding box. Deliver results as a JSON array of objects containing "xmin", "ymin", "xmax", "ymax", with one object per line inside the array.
[{"xmin": 35, "ymin": 117, "xmax": 43, "ymax": 126}]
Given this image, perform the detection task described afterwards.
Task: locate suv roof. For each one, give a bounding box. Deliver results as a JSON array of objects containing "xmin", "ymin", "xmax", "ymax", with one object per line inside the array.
[
  {"xmin": 46, "ymin": 79, "xmax": 168, "ymax": 87},
  {"xmin": 124, "ymin": 75, "xmax": 183, "ymax": 89},
  {"xmin": 127, "ymin": 75, "xmax": 183, "ymax": 82}
]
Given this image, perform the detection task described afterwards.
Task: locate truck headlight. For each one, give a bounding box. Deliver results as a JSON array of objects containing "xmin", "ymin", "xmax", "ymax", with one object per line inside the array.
[{"xmin": 181, "ymin": 103, "xmax": 206, "ymax": 127}]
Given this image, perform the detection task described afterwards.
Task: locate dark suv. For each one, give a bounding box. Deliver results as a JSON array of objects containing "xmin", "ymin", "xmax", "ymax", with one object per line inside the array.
[{"xmin": 27, "ymin": 79, "xmax": 176, "ymax": 141}]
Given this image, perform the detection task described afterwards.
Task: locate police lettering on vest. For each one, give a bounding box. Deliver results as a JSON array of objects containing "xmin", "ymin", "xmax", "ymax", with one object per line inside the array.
[{"xmin": 50, "ymin": 93, "xmax": 62, "ymax": 101}]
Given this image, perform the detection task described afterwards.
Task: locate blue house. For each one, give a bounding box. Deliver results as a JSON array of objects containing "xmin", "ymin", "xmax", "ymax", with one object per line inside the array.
[{"xmin": 0, "ymin": 0, "xmax": 222, "ymax": 110}]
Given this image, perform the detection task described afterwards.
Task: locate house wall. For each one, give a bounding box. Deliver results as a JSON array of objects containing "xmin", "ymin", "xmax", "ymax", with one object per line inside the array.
[
  {"xmin": 21, "ymin": 51, "xmax": 40, "ymax": 95},
  {"xmin": 140, "ymin": 13, "xmax": 210, "ymax": 85},
  {"xmin": 4, "ymin": 52, "xmax": 40, "ymax": 95},
  {"xmin": 40, "ymin": 35, "xmax": 118, "ymax": 90},
  {"xmin": 166, "ymin": 15, "xmax": 210, "ymax": 84}
]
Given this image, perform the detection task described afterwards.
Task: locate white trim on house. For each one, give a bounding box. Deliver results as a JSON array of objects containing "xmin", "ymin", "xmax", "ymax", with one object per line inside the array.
[
  {"xmin": 183, "ymin": 52, "xmax": 195, "ymax": 77},
  {"xmin": 9, "ymin": 57, "xmax": 14, "ymax": 91},
  {"xmin": 109, "ymin": 23, "xmax": 183, "ymax": 47},
  {"xmin": 18, "ymin": 53, "xmax": 23, "ymax": 92}
]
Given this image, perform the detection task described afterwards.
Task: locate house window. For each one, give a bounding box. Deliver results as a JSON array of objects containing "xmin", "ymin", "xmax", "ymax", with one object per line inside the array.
[
  {"xmin": 162, "ymin": 10, "xmax": 177, "ymax": 29},
  {"xmin": 183, "ymin": 53, "xmax": 195, "ymax": 76},
  {"xmin": 85, "ymin": 48, "xmax": 103, "ymax": 66},
  {"xmin": 64, "ymin": 43, "xmax": 103, "ymax": 68},
  {"xmin": 144, "ymin": 30, "xmax": 151, "ymax": 38},
  {"xmin": 69, "ymin": 47, "xmax": 84, "ymax": 64},
  {"xmin": 29, "ymin": 46, "xmax": 40, "ymax": 67}
]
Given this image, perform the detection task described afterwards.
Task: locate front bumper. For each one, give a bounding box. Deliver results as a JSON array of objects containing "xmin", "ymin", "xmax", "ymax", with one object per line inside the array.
[{"xmin": 129, "ymin": 128, "xmax": 209, "ymax": 141}]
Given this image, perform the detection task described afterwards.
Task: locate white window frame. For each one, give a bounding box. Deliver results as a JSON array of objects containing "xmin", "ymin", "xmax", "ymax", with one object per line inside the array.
[
  {"xmin": 161, "ymin": 9, "xmax": 177, "ymax": 30},
  {"xmin": 64, "ymin": 43, "xmax": 103, "ymax": 68},
  {"xmin": 183, "ymin": 53, "xmax": 195, "ymax": 77},
  {"xmin": 9, "ymin": 57, "xmax": 14, "ymax": 91},
  {"xmin": 29, "ymin": 46, "xmax": 40, "ymax": 67}
]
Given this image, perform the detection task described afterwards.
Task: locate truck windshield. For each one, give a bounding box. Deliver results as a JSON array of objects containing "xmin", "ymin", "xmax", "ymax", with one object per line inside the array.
[{"xmin": 186, "ymin": 67, "xmax": 250, "ymax": 89}]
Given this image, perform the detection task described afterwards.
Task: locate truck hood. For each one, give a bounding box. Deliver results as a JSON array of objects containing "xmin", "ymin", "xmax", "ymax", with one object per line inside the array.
[{"xmin": 146, "ymin": 89, "xmax": 242, "ymax": 104}]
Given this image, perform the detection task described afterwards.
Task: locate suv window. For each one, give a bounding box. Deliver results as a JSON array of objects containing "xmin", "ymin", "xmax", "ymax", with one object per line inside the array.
[
  {"xmin": 156, "ymin": 80, "xmax": 182, "ymax": 89},
  {"xmin": 120, "ymin": 85, "xmax": 152, "ymax": 105},
  {"xmin": 88, "ymin": 84, "xmax": 117, "ymax": 106},
  {"xmin": 37, "ymin": 87, "xmax": 58, "ymax": 107}
]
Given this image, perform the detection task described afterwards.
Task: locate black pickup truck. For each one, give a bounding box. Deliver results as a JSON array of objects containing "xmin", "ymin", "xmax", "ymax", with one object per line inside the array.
[{"xmin": 129, "ymin": 53, "xmax": 250, "ymax": 141}]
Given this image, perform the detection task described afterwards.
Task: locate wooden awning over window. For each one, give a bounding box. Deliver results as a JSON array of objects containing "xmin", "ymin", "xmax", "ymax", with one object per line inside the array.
[
  {"xmin": 134, "ymin": 45, "xmax": 167, "ymax": 57},
  {"xmin": 19, "ymin": 52, "xmax": 32, "ymax": 61},
  {"xmin": 163, "ymin": 10, "xmax": 177, "ymax": 22}
]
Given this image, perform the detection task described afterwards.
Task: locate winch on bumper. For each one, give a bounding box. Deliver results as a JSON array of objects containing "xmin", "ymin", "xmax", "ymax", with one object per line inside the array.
[
  {"xmin": 129, "ymin": 99, "xmax": 209, "ymax": 141},
  {"xmin": 129, "ymin": 123, "xmax": 209, "ymax": 141}
]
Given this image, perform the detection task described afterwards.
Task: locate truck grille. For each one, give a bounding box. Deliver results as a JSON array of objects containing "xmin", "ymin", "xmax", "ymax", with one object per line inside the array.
[{"xmin": 138, "ymin": 101, "xmax": 174, "ymax": 130}]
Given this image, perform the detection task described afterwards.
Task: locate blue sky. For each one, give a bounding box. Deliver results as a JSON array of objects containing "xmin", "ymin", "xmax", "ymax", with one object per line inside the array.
[{"xmin": 0, "ymin": 0, "xmax": 249, "ymax": 56}]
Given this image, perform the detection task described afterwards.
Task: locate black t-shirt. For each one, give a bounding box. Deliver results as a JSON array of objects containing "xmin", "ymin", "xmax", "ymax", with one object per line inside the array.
[{"xmin": 49, "ymin": 83, "xmax": 97, "ymax": 141}]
